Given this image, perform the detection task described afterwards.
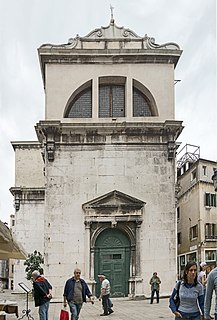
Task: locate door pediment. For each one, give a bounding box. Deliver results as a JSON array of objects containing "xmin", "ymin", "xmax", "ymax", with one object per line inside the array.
[{"xmin": 82, "ymin": 190, "xmax": 145, "ymax": 221}]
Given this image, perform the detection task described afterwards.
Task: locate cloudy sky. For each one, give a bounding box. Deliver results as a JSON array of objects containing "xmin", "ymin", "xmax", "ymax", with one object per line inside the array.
[{"xmin": 0, "ymin": 0, "xmax": 216, "ymax": 223}]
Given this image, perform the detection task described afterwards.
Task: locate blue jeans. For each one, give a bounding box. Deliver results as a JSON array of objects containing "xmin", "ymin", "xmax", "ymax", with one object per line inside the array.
[
  {"xmin": 39, "ymin": 301, "xmax": 50, "ymax": 320},
  {"xmin": 68, "ymin": 301, "xmax": 83, "ymax": 320}
]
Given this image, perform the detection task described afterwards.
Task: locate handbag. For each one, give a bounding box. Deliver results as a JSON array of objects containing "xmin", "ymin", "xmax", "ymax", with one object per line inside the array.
[
  {"xmin": 60, "ymin": 309, "xmax": 69, "ymax": 320},
  {"xmin": 174, "ymin": 281, "xmax": 181, "ymax": 309}
]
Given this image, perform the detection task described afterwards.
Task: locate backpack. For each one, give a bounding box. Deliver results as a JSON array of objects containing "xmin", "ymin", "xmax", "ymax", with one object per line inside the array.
[{"xmin": 174, "ymin": 281, "xmax": 181, "ymax": 310}]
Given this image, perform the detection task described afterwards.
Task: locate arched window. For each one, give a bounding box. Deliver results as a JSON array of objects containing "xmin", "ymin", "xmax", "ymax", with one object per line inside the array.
[
  {"xmin": 133, "ymin": 79, "xmax": 158, "ymax": 117},
  {"xmin": 99, "ymin": 76, "xmax": 126, "ymax": 118},
  {"xmin": 133, "ymin": 88, "xmax": 152, "ymax": 116},
  {"xmin": 64, "ymin": 81, "xmax": 92, "ymax": 118}
]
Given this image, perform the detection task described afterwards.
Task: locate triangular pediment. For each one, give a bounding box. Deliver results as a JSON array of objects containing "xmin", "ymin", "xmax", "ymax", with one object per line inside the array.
[{"xmin": 82, "ymin": 190, "xmax": 144, "ymax": 210}]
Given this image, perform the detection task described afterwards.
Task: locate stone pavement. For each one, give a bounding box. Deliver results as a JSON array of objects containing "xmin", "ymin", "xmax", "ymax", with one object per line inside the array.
[{"xmin": 1, "ymin": 290, "xmax": 215, "ymax": 320}]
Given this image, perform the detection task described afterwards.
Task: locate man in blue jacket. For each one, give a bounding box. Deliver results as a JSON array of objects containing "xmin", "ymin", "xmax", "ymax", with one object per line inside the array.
[
  {"xmin": 204, "ymin": 267, "xmax": 217, "ymax": 320},
  {"xmin": 63, "ymin": 268, "xmax": 93, "ymax": 320}
]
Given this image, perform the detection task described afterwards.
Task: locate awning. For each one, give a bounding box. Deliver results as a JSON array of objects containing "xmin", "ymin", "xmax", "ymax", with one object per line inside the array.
[{"xmin": 0, "ymin": 221, "xmax": 27, "ymax": 260}]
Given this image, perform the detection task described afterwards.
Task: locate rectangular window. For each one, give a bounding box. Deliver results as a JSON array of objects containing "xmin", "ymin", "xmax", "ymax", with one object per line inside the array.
[
  {"xmin": 180, "ymin": 255, "xmax": 185, "ymax": 266},
  {"xmin": 189, "ymin": 224, "xmax": 198, "ymax": 240},
  {"xmin": 191, "ymin": 169, "xmax": 197, "ymax": 181},
  {"xmin": 202, "ymin": 165, "xmax": 207, "ymax": 176},
  {"xmin": 205, "ymin": 250, "xmax": 216, "ymax": 261},
  {"xmin": 177, "ymin": 232, "xmax": 182, "ymax": 244},
  {"xmin": 205, "ymin": 223, "xmax": 217, "ymax": 240},
  {"xmin": 99, "ymin": 85, "xmax": 125, "ymax": 118},
  {"xmin": 187, "ymin": 252, "xmax": 197, "ymax": 262},
  {"xmin": 205, "ymin": 193, "xmax": 217, "ymax": 207},
  {"xmin": 177, "ymin": 207, "xmax": 180, "ymax": 221}
]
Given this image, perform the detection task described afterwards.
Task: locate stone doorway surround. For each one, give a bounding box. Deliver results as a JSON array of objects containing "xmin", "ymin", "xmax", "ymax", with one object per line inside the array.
[{"xmin": 82, "ymin": 190, "xmax": 145, "ymax": 298}]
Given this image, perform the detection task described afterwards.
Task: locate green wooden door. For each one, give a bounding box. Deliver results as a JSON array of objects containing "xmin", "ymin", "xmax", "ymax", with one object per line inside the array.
[{"xmin": 94, "ymin": 228, "xmax": 130, "ymax": 297}]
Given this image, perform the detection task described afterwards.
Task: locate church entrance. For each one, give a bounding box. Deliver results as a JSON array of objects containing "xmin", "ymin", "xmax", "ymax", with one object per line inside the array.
[{"xmin": 94, "ymin": 228, "xmax": 130, "ymax": 297}]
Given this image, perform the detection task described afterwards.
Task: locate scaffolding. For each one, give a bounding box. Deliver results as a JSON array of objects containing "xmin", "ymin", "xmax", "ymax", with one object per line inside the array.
[{"xmin": 177, "ymin": 144, "xmax": 200, "ymax": 170}]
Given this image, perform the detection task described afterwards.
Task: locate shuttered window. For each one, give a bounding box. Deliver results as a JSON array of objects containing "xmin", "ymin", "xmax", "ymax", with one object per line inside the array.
[{"xmin": 99, "ymin": 85, "xmax": 125, "ymax": 118}]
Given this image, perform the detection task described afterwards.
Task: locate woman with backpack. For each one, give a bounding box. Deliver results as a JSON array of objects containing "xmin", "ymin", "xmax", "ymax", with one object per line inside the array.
[{"xmin": 169, "ymin": 261, "xmax": 204, "ymax": 319}]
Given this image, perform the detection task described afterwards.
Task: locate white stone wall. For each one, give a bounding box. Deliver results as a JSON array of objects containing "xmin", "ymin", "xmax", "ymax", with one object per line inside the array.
[
  {"xmin": 13, "ymin": 201, "xmax": 45, "ymax": 291},
  {"xmin": 14, "ymin": 145, "xmax": 45, "ymax": 187},
  {"xmin": 43, "ymin": 145, "xmax": 176, "ymax": 298}
]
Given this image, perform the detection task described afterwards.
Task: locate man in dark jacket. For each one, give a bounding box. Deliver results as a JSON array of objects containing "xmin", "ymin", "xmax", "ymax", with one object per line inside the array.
[
  {"xmin": 63, "ymin": 268, "xmax": 93, "ymax": 320},
  {"xmin": 32, "ymin": 270, "xmax": 52, "ymax": 320}
]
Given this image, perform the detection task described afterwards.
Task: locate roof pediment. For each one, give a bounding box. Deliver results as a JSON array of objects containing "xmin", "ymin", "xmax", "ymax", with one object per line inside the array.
[
  {"xmin": 82, "ymin": 190, "xmax": 145, "ymax": 210},
  {"xmin": 84, "ymin": 21, "xmax": 140, "ymax": 40},
  {"xmin": 39, "ymin": 20, "xmax": 180, "ymax": 51}
]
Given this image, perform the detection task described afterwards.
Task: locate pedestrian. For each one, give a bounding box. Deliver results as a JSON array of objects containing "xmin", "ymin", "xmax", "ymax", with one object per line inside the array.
[
  {"xmin": 204, "ymin": 266, "xmax": 217, "ymax": 320},
  {"xmin": 63, "ymin": 268, "xmax": 93, "ymax": 320},
  {"xmin": 98, "ymin": 274, "xmax": 114, "ymax": 316},
  {"xmin": 149, "ymin": 272, "xmax": 161, "ymax": 304},
  {"xmin": 32, "ymin": 270, "xmax": 52, "ymax": 320},
  {"xmin": 198, "ymin": 262, "xmax": 208, "ymax": 296},
  {"xmin": 169, "ymin": 261, "xmax": 204, "ymax": 319}
]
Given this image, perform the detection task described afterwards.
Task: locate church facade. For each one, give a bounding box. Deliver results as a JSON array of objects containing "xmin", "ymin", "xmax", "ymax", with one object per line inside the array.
[{"xmin": 10, "ymin": 18, "xmax": 183, "ymax": 299}]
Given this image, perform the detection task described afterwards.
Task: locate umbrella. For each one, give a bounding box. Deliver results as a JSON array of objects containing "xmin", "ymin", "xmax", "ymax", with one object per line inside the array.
[{"xmin": 0, "ymin": 220, "xmax": 27, "ymax": 260}]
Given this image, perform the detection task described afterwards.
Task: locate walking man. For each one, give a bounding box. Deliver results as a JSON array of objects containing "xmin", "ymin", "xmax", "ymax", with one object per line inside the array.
[
  {"xmin": 149, "ymin": 272, "xmax": 161, "ymax": 304},
  {"xmin": 204, "ymin": 267, "xmax": 217, "ymax": 320},
  {"xmin": 98, "ymin": 274, "xmax": 114, "ymax": 316},
  {"xmin": 63, "ymin": 268, "xmax": 93, "ymax": 320},
  {"xmin": 32, "ymin": 270, "xmax": 52, "ymax": 320}
]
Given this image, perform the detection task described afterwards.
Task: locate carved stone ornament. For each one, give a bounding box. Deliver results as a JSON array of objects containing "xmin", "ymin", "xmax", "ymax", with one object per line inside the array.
[{"xmin": 39, "ymin": 20, "xmax": 180, "ymax": 51}]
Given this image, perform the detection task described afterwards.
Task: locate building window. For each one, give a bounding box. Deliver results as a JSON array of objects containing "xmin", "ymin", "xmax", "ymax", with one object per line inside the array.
[
  {"xmin": 64, "ymin": 80, "xmax": 92, "ymax": 118},
  {"xmin": 177, "ymin": 207, "xmax": 180, "ymax": 221},
  {"xmin": 205, "ymin": 193, "xmax": 217, "ymax": 207},
  {"xmin": 180, "ymin": 255, "xmax": 185, "ymax": 266},
  {"xmin": 202, "ymin": 165, "xmax": 207, "ymax": 176},
  {"xmin": 133, "ymin": 88, "xmax": 152, "ymax": 116},
  {"xmin": 205, "ymin": 223, "xmax": 217, "ymax": 240},
  {"xmin": 191, "ymin": 169, "xmax": 197, "ymax": 181},
  {"xmin": 205, "ymin": 250, "xmax": 216, "ymax": 261},
  {"xmin": 189, "ymin": 224, "xmax": 198, "ymax": 240},
  {"xmin": 99, "ymin": 84, "xmax": 125, "ymax": 117},
  {"xmin": 187, "ymin": 252, "xmax": 197, "ymax": 262},
  {"xmin": 177, "ymin": 232, "xmax": 182, "ymax": 244}
]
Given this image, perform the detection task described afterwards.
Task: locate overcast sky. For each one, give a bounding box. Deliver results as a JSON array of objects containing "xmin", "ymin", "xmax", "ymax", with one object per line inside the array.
[{"xmin": 0, "ymin": 0, "xmax": 216, "ymax": 223}]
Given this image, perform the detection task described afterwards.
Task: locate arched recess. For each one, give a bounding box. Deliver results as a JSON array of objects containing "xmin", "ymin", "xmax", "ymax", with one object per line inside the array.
[
  {"xmin": 94, "ymin": 227, "xmax": 131, "ymax": 297},
  {"xmin": 133, "ymin": 79, "xmax": 158, "ymax": 116},
  {"xmin": 64, "ymin": 80, "xmax": 92, "ymax": 118}
]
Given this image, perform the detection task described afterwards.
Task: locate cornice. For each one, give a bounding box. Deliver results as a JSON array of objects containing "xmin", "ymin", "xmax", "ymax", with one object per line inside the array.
[
  {"xmin": 11, "ymin": 141, "xmax": 41, "ymax": 150},
  {"xmin": 35, "ymin": 120, "xmax": 183, "ymax": 162}
]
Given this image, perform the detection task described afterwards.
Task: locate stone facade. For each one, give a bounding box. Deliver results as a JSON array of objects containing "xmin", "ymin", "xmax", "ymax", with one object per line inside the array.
[{"xmin": 11, "ymin": 19, "xmax": 183, "ymax": 299}]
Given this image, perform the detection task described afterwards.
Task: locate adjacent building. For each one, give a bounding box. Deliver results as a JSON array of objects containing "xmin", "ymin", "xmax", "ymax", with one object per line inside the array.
[
  {"xmin": 177, "ymin": 145, "xmax": 217, "ymax": 277},
  {"xmin": 10, "ymin": 18, "xmax": 183, "ymax": 299}
]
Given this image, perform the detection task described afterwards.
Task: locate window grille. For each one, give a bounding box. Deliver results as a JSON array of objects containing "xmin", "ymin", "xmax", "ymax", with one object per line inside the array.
[
  {"xmin": 133, "ymin": 88, "xmax": 152, "ymax": 116},
  {"xmin": 99, "ymin": 85, "xmax": 125, "ymax": 117}
]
